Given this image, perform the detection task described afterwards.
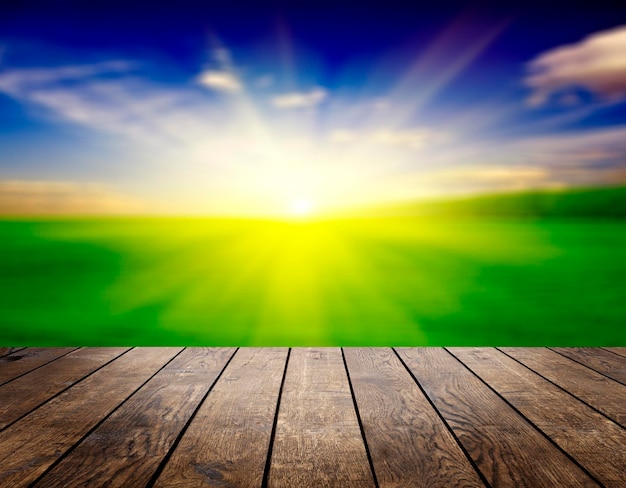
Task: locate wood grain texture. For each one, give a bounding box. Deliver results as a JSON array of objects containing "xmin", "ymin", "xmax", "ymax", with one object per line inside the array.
[
  {"xmin": 269, "ymin": 348, "xmax": 375, "ymax": 488},
  {"xmin": 551, "ymin": 347, "xmax": 626, "ymax": 385},
  {"xmin": 153, "ymin": 348, "xmax": 288, "ymax": 488},
  {"xmin": 33, "ymin": 347, "xmax": 235, "ymax": 488},
  {"xmin": 1, "ymin": 347, "xmax": 623, "ymax": 486},
  {"xmin": 0, "ymin": 347, "xmax": 77, "ymax": 385},
  {"xmin": 450, "ymin": 347, "xmax": 626, "ymax": 487},
  {"xmin": 344, "ymin": 347, "xmax": 484, "ymax": 488},
  {"xmin": 0, "ymin": 347, "xmax": 129, "ymax": 430},
  {"xmin": 0, "ymin": 347, "xmax": 182, "ymax": 487},
  {"xmin": 397, "ymin": 347, "xmax": 599, "ymax": 488},
  {"xmin": 0, "ymin": 347, "xmax": 25, "ymax": 359},
  {"xmin": 500, "ymin": 347, "xmax": 626, "ymax": 427},
  {"xmin": 603, "ymin": 348, "xmax": 626, "ymax": 358}
]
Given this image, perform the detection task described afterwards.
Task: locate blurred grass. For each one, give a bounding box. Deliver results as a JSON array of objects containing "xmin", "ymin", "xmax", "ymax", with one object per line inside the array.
[{"xmin": 0, "ymin": 215, "xmax": 625, "ymax": 345}]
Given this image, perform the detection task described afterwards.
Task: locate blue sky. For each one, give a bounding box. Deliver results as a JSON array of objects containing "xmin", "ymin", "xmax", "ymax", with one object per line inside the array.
[{"xmin": 1, "ymin": 1, "xmax": 626, "ymax": 215}]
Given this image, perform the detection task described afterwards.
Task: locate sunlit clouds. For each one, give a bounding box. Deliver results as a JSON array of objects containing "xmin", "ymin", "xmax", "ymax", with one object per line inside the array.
[
  {"xmin": 271, "ymin": 87, "xmax": 327, "ymax": 109},
  {"xmin": 0, "ymin": 15, "xmax": 625, "ymax": 216},
  {"xmin": 0, "ymin": 180, "xmax": 144, "ymax": 215},
  {"xmin": 197, "ymin": 70, "xmax": 242, "ymax": 93},
  {"xmin": 526, "ymin": 26, "xmax": 626, "ymax": 106}
]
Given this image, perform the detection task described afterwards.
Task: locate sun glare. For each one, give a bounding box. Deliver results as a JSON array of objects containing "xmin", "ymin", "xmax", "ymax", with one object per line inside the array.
[{"xmin": 289, "ymin": 198, "xmax": 315, "ymax": 218}]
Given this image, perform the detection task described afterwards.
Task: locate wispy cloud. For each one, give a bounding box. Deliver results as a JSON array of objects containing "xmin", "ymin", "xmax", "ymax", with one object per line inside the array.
[
  {"xmin": 0, "ymin": 61, "xmax": 134, "ymax": 96},
  {"xmin": 0, "ymin": 180, "xmax": 145, "ymax": 215},
  {"xmin": 272, "ymin": 87, "xmax": 326, "ymax": 109},
  {"xmin": 196, "ymin": 69, "xmax": 242, "ymax": 93},
  {"xmin": 373, "ymin": 124, "xmax": 626, "ymax": 200},
  {"xmin": 1, "ymin": 35, "xmax": 625, "ymax": 216},
  {"xmin": 509, "ymin": 125, "xmax": 626, "ymax": 167},
  {"xmin": 525, "ymin": 25, "xmax": 626, "ymax": 106},
  {"xmin": 330, "ymin": 127, "xmax": 448, "ymax": 150},
  {"xmin": 420, "ymin": 165, "xmax": 553, "ymax": 193},
  {"xmin": 0, "ymin": 62, "xmax": 220, "ymax": 142},
  {"xmin": 195, "ymin": 45, "xmax": 244, "ymax": 94}
]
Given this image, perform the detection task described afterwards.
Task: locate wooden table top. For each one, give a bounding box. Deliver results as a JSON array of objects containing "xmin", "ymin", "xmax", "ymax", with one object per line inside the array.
[{"xmin": 0, "ymin": 346, "xmax": 624, "ymax": 487}]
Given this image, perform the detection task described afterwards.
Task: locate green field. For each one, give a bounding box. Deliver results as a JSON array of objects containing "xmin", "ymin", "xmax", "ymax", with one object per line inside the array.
[{"xmin": 1, "ymin": 215, "xmax": 625, "ymax": 346}]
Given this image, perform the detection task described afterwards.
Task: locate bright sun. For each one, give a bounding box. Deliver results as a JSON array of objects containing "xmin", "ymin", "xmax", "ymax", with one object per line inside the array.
[{"xmin": 289, "ymin": 198, "xmax": 315, "ymax": 218}]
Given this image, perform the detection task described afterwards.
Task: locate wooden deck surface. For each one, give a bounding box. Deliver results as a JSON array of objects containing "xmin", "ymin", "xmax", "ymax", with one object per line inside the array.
[{"xmin": 0, "ymin": 347, "xmax": 624, "ymax": 487}]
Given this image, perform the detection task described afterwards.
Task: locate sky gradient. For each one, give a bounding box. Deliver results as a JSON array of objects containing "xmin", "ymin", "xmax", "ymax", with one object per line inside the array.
[{"xmin": 1, "ymin": 0, "xmax": 626, "ymax": 216}]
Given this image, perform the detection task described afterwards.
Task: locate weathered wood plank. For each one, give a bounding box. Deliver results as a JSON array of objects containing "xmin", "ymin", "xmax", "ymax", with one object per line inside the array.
[
  {"xmin": 0, "ymin": 347, "xmax": 182, "ymax": 487},
  {"xmin": 344, "ymin": 347, "xmax": 484, "ymax": 488},
  {"xmin": 0, "ymin": 347, "xmax": 622, "ymax": 486},
  {"xmin": 603, "ymin": 348, "xmax": 626, "ymax": 358},
  {"xmin": 0, "ymin": 347, "xmax": 77, "ymax": 386},
  {"xmin": 269, "ymin": 348, "xmax": 375, "ymax": 487},
  {"xmin": 0, "ymin": 347, "xmax": 25, "ymax": 359},
  {"xmin": 0, "ymin": 347, "xmax": 129, "ymax": 430},
  {"xmin": 397, "ymin": 347, "xmax": 599, "ymax": 487},
  {"xmin": 33, "ymin": 347, "xmax": 235, "ymax": 488},
  {"xmin": 153, "ymin": 348, "xmax": 288, "ymax": 488},
  {"xmin": 551, "ymin": 347, "xmax": 626, "ymax": 385},
  {"xmin": 500, "ymin": 347, "xmax": 626, "ymax": 427},
  {"xmin": 451, "ymin": 347, "xmax": 626, "ymax": 487}
]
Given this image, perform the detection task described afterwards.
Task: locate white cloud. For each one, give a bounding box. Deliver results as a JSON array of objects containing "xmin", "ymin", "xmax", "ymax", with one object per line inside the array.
[
  {"xmin": 0, "ymin": 70, "xmax": 209, "ymax": 142},
  {"xmin": 196, "ymin": 69, "xmax": 242, "ymax": 93},
  {"xmin": 377, "ymin": 124, "xmax": 626, "ymax": 200},
  {"xmin": 2, "ymin": 51, "xmax": 626, "ymax": 215},
  {"xmin": 0, "ymin": 61, "xmax": 133, "ymax": 96},
  {"xmin": 272, "ymin": 87, "xmax": 326, "ymax": 109},
  {"xmin": 525, "ymin": 25, "xmax": 626, "ymax": 106}
]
